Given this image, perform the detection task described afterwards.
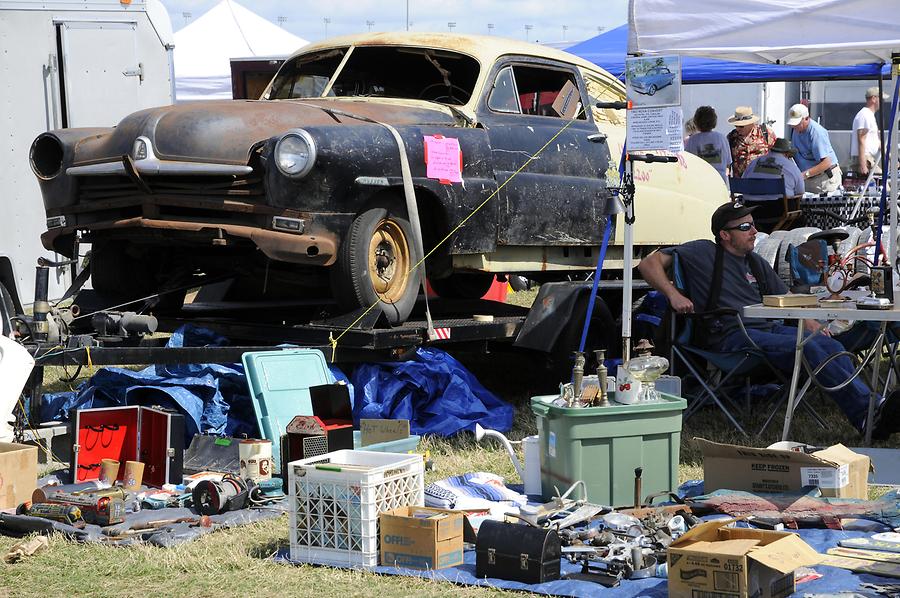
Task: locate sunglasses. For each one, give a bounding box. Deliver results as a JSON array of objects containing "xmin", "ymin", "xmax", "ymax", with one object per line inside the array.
[{"xmin": 724, "ymin": 222, "xmax": 755, "ymax": 232}]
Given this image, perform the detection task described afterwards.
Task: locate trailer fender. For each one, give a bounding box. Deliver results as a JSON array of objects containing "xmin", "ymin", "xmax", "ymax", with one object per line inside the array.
[{"xmin": 513, "ymin": 281, "xmax": 615, "ymax": 353}]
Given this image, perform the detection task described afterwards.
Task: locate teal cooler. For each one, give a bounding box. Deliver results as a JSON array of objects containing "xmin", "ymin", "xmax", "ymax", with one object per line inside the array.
[{"xmin": 530, "ymin": 393, "xmax": 686, "ymax": 506}]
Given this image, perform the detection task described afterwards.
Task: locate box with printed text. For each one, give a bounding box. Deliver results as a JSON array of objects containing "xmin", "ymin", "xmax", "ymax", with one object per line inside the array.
[{"xmin": 380, "ymin": 506, "xmax": 464, "ymax": 570}]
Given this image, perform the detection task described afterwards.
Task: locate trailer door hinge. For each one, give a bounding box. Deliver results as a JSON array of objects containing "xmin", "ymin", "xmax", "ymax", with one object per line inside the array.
[{"xmin": 123, "ymin": 63, "xmax": 144, "ymax": 82}]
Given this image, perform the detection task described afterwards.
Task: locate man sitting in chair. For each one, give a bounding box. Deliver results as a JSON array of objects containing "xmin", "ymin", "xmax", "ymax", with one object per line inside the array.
[
  {"xmin": 638, "ymin": 202, "xmax": 900, "ymax": 439},
  {"xmin": 743, "ymin": 138, "xmax": 804, "ymax": 199}
]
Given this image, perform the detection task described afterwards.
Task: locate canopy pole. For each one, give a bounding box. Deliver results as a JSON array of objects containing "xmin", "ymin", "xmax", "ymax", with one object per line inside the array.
[{"xmin": 891, "ymin": 60, "xmax": 899, "ymax": 272}]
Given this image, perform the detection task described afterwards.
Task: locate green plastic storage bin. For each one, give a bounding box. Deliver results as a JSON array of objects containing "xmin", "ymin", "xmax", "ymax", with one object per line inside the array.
[{"xmin": 530, "ymin": 393, "xmax": 686, "ymax": 507}]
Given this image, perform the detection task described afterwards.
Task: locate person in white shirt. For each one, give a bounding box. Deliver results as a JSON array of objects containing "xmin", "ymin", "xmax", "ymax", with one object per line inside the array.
[
  {"xmin": 743, "ymin": 138, "xmax": 805, "ymax": 199},
  {"xmin": 851, "ymin": 86, "xmax": 886, "ymax": 176},
  {"xmin": 684, "ymin": 106, "xmax": 732, "ymax": 182}
]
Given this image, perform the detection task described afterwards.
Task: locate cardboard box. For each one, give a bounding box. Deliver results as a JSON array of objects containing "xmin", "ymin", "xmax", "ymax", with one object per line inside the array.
[
  {"xmin": 0, "ymin": 442, "xmax": 38, "ymax": 509},
  {"xmin": 668, "ymin": 519, "xmax": 821, "ymax": 598},
  {"xmin": 697, "ymin": 439, "xmax": 870, "ymax": 499},
  {"xmin": 380, "ymin": 506, "xmax": 464, "ymax": 570}
]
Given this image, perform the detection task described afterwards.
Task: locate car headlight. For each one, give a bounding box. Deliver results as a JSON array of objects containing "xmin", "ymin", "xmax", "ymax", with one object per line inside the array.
[{"xmin": 275, "ymin": 129, "xmax": 317, "ymax": 178}]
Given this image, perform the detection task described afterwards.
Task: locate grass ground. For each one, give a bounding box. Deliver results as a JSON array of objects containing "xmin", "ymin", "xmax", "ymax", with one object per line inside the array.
[{"xmin": 0, "ymin": 287, "xmax": 896, "ymax": 597}]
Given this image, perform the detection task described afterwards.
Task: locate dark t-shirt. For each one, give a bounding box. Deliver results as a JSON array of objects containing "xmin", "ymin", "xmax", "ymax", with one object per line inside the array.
[{"xmin": 663, "ymin": 239, "xmax": 787, "ymax": 346}]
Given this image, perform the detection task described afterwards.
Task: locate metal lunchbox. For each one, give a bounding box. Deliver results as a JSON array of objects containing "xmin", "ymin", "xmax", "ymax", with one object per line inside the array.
[{"xmin": 475, "ymin": 520, "xmax": 561, "ymax": 584}]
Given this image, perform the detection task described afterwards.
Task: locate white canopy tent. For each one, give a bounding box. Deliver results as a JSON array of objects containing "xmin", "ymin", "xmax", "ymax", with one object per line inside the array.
[
  {"xmin": 627, "ymin": 0, "xmax": 899, "ymax": 66},
  {"xmin": 626, "ymin": 0, "xmax": 900, "ymax": 441},
  {"xmin": 174, "ymin": 0, "xmax": 308, "ymax": 101}
]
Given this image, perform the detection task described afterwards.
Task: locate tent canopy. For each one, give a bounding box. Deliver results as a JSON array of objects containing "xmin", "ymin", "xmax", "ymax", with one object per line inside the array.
[
  {"xmin": 567, "ymin": 24, "xmax": 887, "ymax": 83},
  {"xmin": 627, "ymin": 0, "xmax": 899, "ymax": 67},
  {"xmin": 174, "ymin": 0, "xmax": 308, "ymax": 101}
]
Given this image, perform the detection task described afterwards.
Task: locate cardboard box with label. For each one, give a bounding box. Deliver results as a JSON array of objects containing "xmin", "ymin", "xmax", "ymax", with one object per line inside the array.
[
  {"xmin": 668, "ymin": 519, "xmax": 821, "ymax": 598},
  {"xmin": 380, "ymin": 506, "xmax": 464, "ymax": 570},
  {"xmin": 697, "ymin": 439, "xmax": 870, "ymax": 499},
  {"xmin": 0, "ymin": 442, "xmax": 38, "ymax": 509}
]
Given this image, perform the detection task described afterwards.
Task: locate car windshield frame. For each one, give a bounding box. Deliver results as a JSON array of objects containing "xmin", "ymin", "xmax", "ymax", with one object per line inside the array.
[{"xmin": 266, "ymin": 45, "xmax": 482, "ymax": 106}]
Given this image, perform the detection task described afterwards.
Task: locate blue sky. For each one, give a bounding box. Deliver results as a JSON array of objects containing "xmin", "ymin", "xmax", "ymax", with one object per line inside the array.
[{"xmin": 160, "ymin": 0, "xmax": 627, "ymax": 45}]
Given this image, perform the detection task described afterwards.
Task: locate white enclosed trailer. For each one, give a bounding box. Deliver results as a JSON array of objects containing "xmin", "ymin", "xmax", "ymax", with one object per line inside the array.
[{"xmin": 0, "ymin": 0, "xmax": 174, "ymax": 313}]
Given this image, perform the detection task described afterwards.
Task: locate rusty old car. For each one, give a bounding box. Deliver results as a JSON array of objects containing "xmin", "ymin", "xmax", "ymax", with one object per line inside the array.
[{"xmin": 30, "ymin": 33, "xmax": 727, "ymax": 324}]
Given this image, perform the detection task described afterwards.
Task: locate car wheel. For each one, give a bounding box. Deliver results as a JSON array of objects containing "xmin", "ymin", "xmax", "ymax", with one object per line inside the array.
[
  {"xmin": 648, "ymin": 84, "xmax": 657, "ymax": 96},
  {"xmin": 331, "ymin": 202, "xmax": 421, "ymax": 325},
  {"xmin": 429, "ymin": 273, "xmax": 495, "ymax": 300}
]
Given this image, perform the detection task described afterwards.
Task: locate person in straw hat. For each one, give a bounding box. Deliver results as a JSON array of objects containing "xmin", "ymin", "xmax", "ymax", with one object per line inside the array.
[
  {"xmin": 726, "ymin": 106, "xmax": 776, "ymax": 178},
  {"xmin": 742, "ymin": 138, "xmax": 804, "ymax": 199}
]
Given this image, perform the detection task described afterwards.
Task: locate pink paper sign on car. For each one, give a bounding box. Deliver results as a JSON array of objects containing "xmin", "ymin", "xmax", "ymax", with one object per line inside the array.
[{"xmin": 424, "ymin": 134, "xmax": 463, "ymax": 184}]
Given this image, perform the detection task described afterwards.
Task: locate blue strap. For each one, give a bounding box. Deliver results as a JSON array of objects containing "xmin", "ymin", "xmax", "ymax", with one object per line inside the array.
[
  {"xmin": 873, "ymin": 76, "xmax": 900, "ymax": 262},
  {"xmin": 578, "ymin": 143, "xmax": 627, "ymax": 353}
]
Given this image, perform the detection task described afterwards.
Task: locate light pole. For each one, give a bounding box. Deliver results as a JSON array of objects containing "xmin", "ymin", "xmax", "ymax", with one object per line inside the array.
[
  {"xmin": 324, "ymin": 17, "xmax": 331, "ymax": 37},
  {"xmin": 277, "ymin": 16, "xmax": 287, "ymax": 28},
  {"xmin": 447, "ymin": 21, "xmax": 456, "ymax": 32},
  {"xmin": 406, "ymin": 0, "xmax": 410, "ymax": 31},
  {"xmin": 366, "ymin": 20, "xmax": 374, "ymax": 31},
  {"xmin": 181, "ymin": 11, "xmax": 192, "ymax": 26},
  {"xmin": 562, "ymin": 25, "xmax": 568, "ymax": 40},
  {"xmin": 597, "ymin": 26, "xmax": 606, "ymax": 34},
  {"xmin": 487, "ymin": 23, "xmax": 494, "ymax": 34},
  {"xmin": 524, "ymin": 24, "xmax": 533, "ymax": 41}
]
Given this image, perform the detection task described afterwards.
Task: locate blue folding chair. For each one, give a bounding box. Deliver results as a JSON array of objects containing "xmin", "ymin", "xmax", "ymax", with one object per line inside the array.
[
  {"xmin": 729, "ymin": 176, "xmax": 800, "ymax": 233},
  {"xmin": 670, "ymin": 252, "xmax": 794, "ymax": 437}
]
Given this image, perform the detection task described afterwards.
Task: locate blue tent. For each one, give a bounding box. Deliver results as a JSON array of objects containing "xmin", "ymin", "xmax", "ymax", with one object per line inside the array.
[{"xmin": 567, "ymin": 25, "xmax": 888, "ymax": 83}]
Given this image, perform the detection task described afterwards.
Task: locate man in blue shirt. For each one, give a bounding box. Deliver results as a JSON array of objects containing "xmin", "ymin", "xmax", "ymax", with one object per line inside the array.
[
  {"xmin": 744, "ymin": 138, "xmax": 805, "ymax": 199},
  {"xmin": 787, "ymin": 103, "xmax": 842, "ymax": 194}
]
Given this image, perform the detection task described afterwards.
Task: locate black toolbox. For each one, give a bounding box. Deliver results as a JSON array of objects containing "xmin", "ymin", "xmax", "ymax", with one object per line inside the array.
[{"xmin": 475, "ymin": 520, "xmax": 561, "ymax": 583}]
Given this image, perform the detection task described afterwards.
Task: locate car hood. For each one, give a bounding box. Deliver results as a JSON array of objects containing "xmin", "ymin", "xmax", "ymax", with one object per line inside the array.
[{"xmin": 70, "ymin": 99, "xmax": 460, "ymax": 166}]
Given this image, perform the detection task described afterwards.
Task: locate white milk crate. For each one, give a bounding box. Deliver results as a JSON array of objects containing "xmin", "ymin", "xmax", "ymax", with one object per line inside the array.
[{"xmin": 288, "ymin": 449, "xmax": 425, "ymax": 568}]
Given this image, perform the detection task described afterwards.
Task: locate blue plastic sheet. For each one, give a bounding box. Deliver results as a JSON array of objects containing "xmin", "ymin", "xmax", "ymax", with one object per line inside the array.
[
  {"xmin": 276, "ymin": 522, "xmax": 896, "ymax": 597},
  {"xmin": 351, "ymin": 347, "xmax": 513, "ymax": 435},
  {"xmin": 41, "ymin": 328, "xmax": 507, "ymax": 442}
]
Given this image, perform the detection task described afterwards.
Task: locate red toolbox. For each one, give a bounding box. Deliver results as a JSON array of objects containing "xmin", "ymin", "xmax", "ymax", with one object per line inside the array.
[{"xmin": 71, "ymin": 406, "xmax": 184, "ymax": 487}]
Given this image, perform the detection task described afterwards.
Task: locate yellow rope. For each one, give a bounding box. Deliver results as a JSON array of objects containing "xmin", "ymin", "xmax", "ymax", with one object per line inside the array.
[{"xmin": 329, "ymin": 108, "xmax": 588, "ymax": 355}]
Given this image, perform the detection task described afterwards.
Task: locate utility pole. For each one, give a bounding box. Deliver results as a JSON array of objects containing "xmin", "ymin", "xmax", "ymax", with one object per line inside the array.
[
  {"xmin": 487, "ymin": 23, "xmax": 494, "ymax": 35},
  {"xmin": 562, "ymin": 25, "xmax": 568, "ymax": 40},
  {"xmin": 406, "ymin": 0, "xmax": 410, "ymax": 31},
  {"xmin": 324, "ymin": 17, "xmax": 331, "ymax": 38},
  {"xmin": 597, "ymin": 26, "xmax": 606, "ymax": 34},
  {"xmin": 524, "ymin": 24, "xmax": 533, "ymax": 41},
  {"xmin": 277, "ymin": 16, "xmax": 287, "ymax": 28},
  {"xmin": 447, "ymin": 21, "xmax": 456, "ymax": 32}
]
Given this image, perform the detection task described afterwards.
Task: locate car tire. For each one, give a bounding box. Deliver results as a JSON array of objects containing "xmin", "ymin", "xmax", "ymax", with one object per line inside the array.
[
  {"xmin": 331, "ymin": 202, "xmax": 421, "ymax": 325},
  {"xmin": 648, "ymin": 84, "xmax": 657, "ymax": 96},
  {"xmin": 429, "ymin": 272, "xmax": 495, "ymax": 300}
]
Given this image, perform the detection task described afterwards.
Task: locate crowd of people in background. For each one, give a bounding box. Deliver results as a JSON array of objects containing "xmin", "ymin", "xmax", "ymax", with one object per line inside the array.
[{"xmin": 683, "ymin": 87, "xmax": 886, "ymax": 196}]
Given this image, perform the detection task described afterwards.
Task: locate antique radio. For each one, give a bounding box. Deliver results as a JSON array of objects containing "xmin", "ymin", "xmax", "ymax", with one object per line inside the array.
[
  {"xmin": 475, "ymin": 520, "xmax": 561, "ymax": 584},
  {"xmin": 282, "ymin": 415, "xmax": 353, "ymax": 463}
]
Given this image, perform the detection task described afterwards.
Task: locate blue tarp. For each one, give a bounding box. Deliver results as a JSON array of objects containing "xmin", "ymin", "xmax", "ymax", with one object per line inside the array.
[
  {"xmin": 351, "ymin": 347, "xmax": 514, "ymax": 435},
  {"xmin": 278, "ymin": 524, "xmax": 896, "ymax": 597},
  {"xmin": 567, "ymin": 25, "xmax": 889, "ymax": 83},
  {"xmin": 41, "ymin": 327, "xmax": 512, "ymax": 441}
]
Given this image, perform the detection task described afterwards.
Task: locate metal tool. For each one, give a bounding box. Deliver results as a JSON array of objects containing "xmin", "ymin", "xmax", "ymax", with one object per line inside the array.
[{"xmin": 633, "ymin": 467, "xmax": 643, "ymax": 510}]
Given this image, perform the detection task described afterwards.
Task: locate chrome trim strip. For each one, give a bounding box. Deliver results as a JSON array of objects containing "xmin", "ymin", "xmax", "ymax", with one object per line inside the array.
[{"xmin": 66, "ymin": 136, "xmax": 252, "ymax": 176}]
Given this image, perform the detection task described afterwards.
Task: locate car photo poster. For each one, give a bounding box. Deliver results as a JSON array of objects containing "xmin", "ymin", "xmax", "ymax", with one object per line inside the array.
[{"xmin": 625, "ymin": 55, "xmax": 683, "ymax": 153}]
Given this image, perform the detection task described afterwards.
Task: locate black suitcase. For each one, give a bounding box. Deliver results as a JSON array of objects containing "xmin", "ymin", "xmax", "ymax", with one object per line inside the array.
[{"xmin": 475, "ymin": 520, "xmax": 561, "ymax": 584}]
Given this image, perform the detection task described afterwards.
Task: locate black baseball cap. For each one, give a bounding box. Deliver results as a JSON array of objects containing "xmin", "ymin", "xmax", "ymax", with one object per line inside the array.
[{"xmin": 711, "ymin": 202, "xmax": 758, "ymax": 236}]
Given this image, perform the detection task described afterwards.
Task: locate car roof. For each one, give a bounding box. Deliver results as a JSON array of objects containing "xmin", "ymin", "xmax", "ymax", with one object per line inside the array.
[{"xmin": 289, "ymin": 32, "xmax": 620, "ymax": 85}]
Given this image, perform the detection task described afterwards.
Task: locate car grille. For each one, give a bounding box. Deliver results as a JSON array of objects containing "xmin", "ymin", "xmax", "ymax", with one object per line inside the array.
[{"xmin": 76, "ymin": 173, "xmax": 265, "ymax": 202}]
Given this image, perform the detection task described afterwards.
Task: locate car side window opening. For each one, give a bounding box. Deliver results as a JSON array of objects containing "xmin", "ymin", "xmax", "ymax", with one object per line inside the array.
[
  {"xmin": 488, "ymin": 63, "xmax": 586, "ymax": 119},
  {"xmin": 267, "ymin": 46, "xmax": 479, "ymax": 105},
  {"xmin": 487, "ymin": 66, "xmax": 521, "ymax": 113},
  {"xmin": 582, "ymin": 71, "xmax": 625, "ymax": 126}
]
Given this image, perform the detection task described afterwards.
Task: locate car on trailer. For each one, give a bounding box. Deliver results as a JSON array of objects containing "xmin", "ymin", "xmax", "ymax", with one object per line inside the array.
[{"xmin": 29, "ymin": 32, "xmax": 728, "ymax": 325}]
